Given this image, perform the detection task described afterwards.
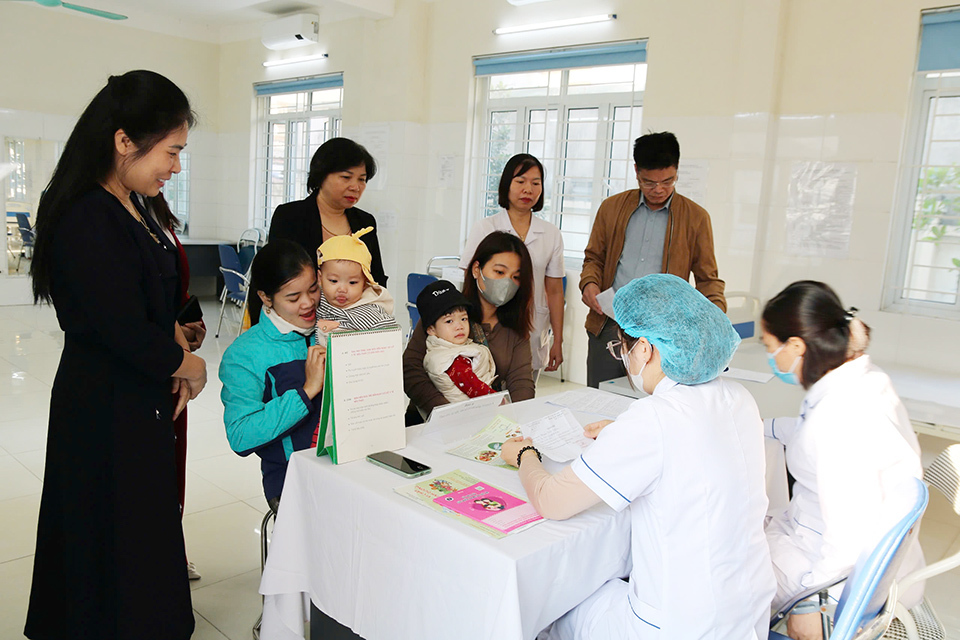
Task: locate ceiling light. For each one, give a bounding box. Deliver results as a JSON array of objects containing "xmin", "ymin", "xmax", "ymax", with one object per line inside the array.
[
  {"xmin": 263, "ymin": 53, "xmax": 329, "ymax": 68},
  {"xmin": 493, "ymin": 13, "xmax": 616, "ymax": 36}
]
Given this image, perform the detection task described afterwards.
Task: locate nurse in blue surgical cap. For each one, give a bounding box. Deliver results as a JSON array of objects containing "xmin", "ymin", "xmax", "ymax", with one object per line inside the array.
[{"xmin": 502, "ymin": 274, "xmax": 776, "ymax": 640}]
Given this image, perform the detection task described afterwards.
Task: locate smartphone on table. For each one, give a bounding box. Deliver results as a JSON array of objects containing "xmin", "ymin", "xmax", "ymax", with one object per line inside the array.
[{"xmin": 366, "ymin": 451, "xmax": 432, "ymax": 478}]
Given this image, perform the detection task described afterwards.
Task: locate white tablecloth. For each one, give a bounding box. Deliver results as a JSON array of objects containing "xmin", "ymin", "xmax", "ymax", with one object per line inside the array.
[{"xmin": 260, "ymin": 395, "xmax": 634, "ymax": 640}]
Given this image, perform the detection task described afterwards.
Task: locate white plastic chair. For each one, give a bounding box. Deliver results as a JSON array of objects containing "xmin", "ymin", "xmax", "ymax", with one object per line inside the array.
[
  {"xmin": 237, "ymin": 227, "xmax": 265, "ymax": 276},
  {"xmin": 883, "ymin": 444, "xmax": 960, "ymax": 640},
  {"xmin": 725, "ymin": 291, "xmax": 761, "ymax": 340},
  {"xmin": 425, "ymin": 255, "xmax": 460, "ymax": 277}
]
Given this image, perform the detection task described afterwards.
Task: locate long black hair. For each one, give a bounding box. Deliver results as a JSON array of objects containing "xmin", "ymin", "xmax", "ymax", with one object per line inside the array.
[
  {"xmin": 306, "ymin": 137, "xmax": 377, "ymax": 194},
  {"xmin": 762, "ymin": 280, "xmax": 870, "ymax": 388},
  {"xmin": 31, "ymin": 70, "xmax": 196, "ymax": 303},
  {"xmin": 248, "ymin": 240, "xmax": 315, "ymax": 326},
  {"xmin": 461, "ymin": 231, "xmax": 534, "ymax": 340}
]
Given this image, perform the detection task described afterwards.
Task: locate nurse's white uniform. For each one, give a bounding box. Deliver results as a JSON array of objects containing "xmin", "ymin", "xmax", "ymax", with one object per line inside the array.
[
  {"xmin": 549, "ymin": 376, "xmax": 776, "ymax": 639},
  {"xmin": 460, "ymin": 212, "xmax": 565, "ymax": 371},
  {"xmin": 765, "ymin": 355, "xmax": 925, "ymax": 611}
]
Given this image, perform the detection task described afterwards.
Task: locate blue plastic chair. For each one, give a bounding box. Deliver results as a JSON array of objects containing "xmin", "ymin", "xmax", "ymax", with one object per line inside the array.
[
  {"xmin": 15, "ymin": 212, "xmax": 34, "ymax": 272},
  {"xmin": 770, "ymin": 477, "xmax": 929, "ymax": 640},
  {"xmin": 406, "ymin": 272, "xmax": 438, "ymax": 337},
  {"xmin": 216, "ymin": 244, "xmax": 250, "ymax": 338}
]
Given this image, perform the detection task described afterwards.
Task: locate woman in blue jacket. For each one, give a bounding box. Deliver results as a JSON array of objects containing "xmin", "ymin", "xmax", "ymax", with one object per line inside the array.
[{"xmin": 220, "ymin": 240, "xmax": 326, "ymax": 512}]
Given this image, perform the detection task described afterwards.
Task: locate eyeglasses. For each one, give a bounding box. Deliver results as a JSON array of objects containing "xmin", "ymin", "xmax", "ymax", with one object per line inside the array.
[
  {"xmin": 638, "ymin": 176, "xmax": 677, "ymax": 189},
  {"xmin": 606, "ymin": 339, "xmax": 624, "ymax": 361}
]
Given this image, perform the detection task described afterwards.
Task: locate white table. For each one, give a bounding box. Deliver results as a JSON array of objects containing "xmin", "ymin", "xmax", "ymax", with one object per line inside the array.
[
  {"xmin": 259, "ymin": 395, "xmax": 633, "ymax": 640},
  {"xmin": 259, "ymin": 389, "xmax": 790, "ymax": 640}
]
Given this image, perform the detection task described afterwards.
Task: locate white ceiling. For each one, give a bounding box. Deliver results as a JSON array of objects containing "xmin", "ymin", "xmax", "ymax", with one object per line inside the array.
[{"xmin": 5, "ymin": 0, "xmax": 397, "ymax": 43}]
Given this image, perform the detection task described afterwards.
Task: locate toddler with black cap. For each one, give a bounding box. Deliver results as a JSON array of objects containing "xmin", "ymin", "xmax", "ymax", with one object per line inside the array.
[{"xmin": 417, "ymin": 280, "xmax": 497, "ymax": 402}]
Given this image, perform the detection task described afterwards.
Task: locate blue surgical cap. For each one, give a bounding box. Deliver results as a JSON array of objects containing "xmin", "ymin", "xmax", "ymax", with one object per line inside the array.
[{"xmin": 612, "ymin": 274, "xmax": 740, "ymax": 385}]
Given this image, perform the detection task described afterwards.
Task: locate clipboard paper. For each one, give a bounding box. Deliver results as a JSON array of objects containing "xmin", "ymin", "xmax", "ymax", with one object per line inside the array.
[{"xmin": 317, "ymin": 326, "xmax": 406, "ymax": 463}]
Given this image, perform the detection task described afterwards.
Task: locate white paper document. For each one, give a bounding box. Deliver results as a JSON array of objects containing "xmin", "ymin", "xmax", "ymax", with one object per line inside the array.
[
  {"xmin": 428, "ymin": 391, "xmax": 511, "ymax": 424},
  {"xmin": 321, "ymin": 327, "xmax": 406, "ymax": 464},
  {"xmin": 545, "ymin": 389, "xmax": 635, "ymax": 419},
  {"xmin": 720, "ymin": 367, "xmax": 774, "ymax": 384},
  {"xmin": 595, "ymin": 288, "xmax": 616, "ymax": 320},
  {"xmin": 520, "ymin": 408, "xmax": 593, "ymax": 463}
]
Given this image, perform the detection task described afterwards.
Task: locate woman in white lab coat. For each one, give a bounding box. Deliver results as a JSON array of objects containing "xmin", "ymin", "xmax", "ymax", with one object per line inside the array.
[
  {"xmin": 761, "ymin": 280, "xmax": 924, "ymax": 640},
  {"xmin": 501, "ymin": 274, "xmax": 776, "ymax": 639}
]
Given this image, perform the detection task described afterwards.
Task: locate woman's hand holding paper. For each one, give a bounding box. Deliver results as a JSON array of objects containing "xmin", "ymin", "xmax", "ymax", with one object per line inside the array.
[
  {"xmin": 500, "ymin": 436, "xmax": 534, "ymax": 468},
  {"xmin": 303, "ymin": 345, "xmax": 327, "ymax": 399}
]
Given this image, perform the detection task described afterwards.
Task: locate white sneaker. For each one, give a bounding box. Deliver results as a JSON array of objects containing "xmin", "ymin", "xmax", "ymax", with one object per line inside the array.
[{"xmin": 187, "ymin": 561, "xmax": 201, "ymax": 581}]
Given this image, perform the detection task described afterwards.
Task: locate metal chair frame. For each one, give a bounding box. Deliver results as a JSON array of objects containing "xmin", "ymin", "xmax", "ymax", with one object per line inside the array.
[
  {"xmin": 14, "ymin": 212, "xmax": 34, "ymax": 272},
  {"xmin": 252, "ymin": 506, "xmax": 277, "ymax": 640}
]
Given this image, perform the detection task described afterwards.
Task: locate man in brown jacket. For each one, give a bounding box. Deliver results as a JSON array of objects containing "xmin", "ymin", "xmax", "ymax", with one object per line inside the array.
[{"xmin": 580, "ymin": 132, "xmax": 725, "ymax": 387}]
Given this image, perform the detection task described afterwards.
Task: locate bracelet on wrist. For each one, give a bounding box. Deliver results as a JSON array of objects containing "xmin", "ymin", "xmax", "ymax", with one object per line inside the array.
[{"xmin": 516, "ymin": 445, "xmax": 542, "ymax": 467}]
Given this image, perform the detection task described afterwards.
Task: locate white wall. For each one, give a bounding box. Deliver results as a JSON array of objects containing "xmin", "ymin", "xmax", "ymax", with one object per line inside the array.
[
  {"xmin": 0, "ymin": 2, "xmax": 222, "ymax": 299},
  {"xmin": 1, "ymin": 0, "xmax": 957, "ymax": 379}
]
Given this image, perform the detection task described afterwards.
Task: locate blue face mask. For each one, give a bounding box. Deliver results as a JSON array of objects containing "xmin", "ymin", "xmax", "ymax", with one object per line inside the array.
[{"xmin": 767, "ymin": 342, "xmax": 801, "ymax": 385}]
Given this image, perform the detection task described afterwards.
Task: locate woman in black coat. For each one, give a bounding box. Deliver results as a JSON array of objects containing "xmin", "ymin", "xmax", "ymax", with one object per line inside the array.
[
  {"xmin": 269, "ymin": 137, "xmax": 388, "ymax": 287},
  {"xmin": 25, "ymin": 70, "xmax": 207, "ymax": 640}
]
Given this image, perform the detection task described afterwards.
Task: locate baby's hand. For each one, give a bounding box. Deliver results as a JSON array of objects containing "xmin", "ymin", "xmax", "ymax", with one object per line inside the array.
[{"xmin": 317, "ymin": 320, "xmax": 341, "ymax": 333}]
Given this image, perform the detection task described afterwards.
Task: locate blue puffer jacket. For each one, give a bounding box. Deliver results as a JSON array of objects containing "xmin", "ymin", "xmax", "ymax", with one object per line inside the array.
[{"xmin": 219, "ymin": 313, "xmax": 320, "ymax": 502}]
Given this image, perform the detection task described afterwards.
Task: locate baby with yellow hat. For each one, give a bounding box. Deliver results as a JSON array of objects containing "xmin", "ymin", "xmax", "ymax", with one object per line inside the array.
[{"xmin": 315, "ymin": 227, "xmax": 397, "ymax": 340}]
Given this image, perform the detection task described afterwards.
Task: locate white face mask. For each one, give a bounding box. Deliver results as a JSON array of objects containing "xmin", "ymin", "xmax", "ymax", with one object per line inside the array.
[{"xmin": 622, "ymin": 340, "xmax": 647, "ymax": 393}]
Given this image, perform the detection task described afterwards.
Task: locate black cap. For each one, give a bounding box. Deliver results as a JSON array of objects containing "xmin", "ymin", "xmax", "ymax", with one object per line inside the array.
[{"xmin": 416, "ymin": 280, "xmax": 472, "ymax": 329}]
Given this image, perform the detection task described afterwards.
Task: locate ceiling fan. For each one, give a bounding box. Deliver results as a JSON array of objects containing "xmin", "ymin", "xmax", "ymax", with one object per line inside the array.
[{"xmin": 3, "ymin": 0, "xmax": 127, "ymax": 20}]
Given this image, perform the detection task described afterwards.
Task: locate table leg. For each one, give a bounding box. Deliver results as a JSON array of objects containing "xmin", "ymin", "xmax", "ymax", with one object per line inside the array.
[{"xmin": 309, "ymin": 601, "xmax": 364, "ymax": 639}]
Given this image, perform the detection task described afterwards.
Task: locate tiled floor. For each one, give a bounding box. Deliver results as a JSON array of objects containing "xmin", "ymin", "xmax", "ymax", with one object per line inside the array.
[{"xmin": 0, "ymin": 300, "xmax": 958, "ymax": 639}]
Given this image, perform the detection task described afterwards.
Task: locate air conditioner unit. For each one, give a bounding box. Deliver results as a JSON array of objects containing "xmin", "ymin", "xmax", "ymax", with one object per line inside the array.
[{"xmin": 261, "ymin": 13, "xmax": 319, "ymax": 51}]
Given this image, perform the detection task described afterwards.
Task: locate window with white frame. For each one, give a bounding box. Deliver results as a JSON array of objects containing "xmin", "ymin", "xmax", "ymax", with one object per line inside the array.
[
  {"xmin": 164, "ymin": 151, "xmax": 190, "ymax": 235},
  {"xmin": 469, "ymin": 42, "xmax": 646, "ymax": 263},
  {"xmin": 254, "ymin": 74, "xmax": 343, "ymax": 231},
  {"xmin": 5, "ymin": 138, "xmax": 27, "ymax": 202},
  {"xmin": 885, "ymin": 11, "xmax": 960, "ymax": 318}
]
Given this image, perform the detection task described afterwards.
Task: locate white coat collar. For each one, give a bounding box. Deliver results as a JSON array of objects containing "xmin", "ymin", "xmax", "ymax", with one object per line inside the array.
[
  {"xmin": 651, "ymin": 375, "xmax": 679, "ymax": 396},
  {"xmin": 494, "ymin": 210, "xmax": 547, "ymax": 239},
  {"xmin": 801, "ymin": 355, "xmax": 872, "ymax": 414}
]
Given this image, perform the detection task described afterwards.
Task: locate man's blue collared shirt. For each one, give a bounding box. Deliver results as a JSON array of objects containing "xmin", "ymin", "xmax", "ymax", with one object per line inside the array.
[{"xmin": 613, "ymin": 192, "xmax": 673, "ymax": 291}]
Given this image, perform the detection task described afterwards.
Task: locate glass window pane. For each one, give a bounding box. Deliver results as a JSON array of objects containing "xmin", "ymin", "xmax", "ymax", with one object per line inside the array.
[
  {"xmin": 927, "ymin": 141, "xmax": 960, "ymax": 165},
  {"xmin": 488, "ymin": 110, "xmax": 518, "ymax": 180},
  {"xmin": 474, "ymin": 63, "xmax": 644, "ymax": 263},
  {"xmin": 934, "ymin": 96, "xmax": 960, "ymax": 115},
  {"xmin": 558, "ymin": 212, "xmax": 590, "ymax": 234},
  {"xmin": 568, "ymin": 63, "xmax": 646, "ymax": 95},
  {"xmin": 932, "ymin": 114, "xmax": 960, "ymax": 141},
  {"xmin": 311, "ymin": 88, "xmax": 342, "ymax": 110},
  {"xmin": 259, "ymin": 87, "xmax": 342, "ymax": 227},
  {"xmin": 562, "ymin": 231, "xmax": 589, "ymax": 255},
  {"xmin": 488, "ymin": 71, "xmax": 551, "ymax": 99},
  {"xmin": 269, "ymin": 93, "xmax": 301, "ymax": 115}
]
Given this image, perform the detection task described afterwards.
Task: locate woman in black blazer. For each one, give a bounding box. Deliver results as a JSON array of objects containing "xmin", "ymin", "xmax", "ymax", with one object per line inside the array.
[{"xmin": 269, "ymin": 137, "xmax": 387, "ymax": 287}]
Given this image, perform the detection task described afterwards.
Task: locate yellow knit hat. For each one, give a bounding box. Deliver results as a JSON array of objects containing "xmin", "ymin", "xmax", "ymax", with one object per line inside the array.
[{"xmin": 317, "ymin": 226, "xmax": 376, "ymax": 287}]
